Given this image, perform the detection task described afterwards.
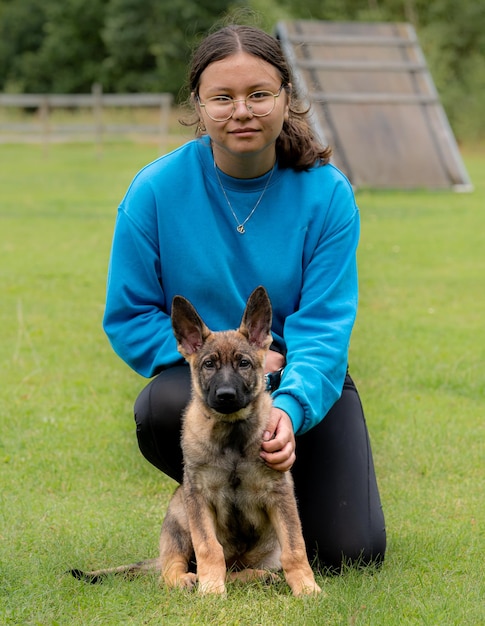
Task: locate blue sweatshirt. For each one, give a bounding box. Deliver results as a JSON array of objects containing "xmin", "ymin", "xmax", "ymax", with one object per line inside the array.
[{"xmin": 103, "ymin": 136, "xmax": 360, "ymax": 435}]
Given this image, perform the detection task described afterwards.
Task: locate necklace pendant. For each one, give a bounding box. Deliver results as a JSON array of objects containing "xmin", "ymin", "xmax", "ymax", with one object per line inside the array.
[{"xmin": 213, "ymin": 158, "xmax": 276, "ymax": 237}]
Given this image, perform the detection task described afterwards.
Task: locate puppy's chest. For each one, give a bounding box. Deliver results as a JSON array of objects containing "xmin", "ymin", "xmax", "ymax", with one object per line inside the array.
[
  {"xmin": 191, "ymin": 442, "xmax": 278, "ymax": 508},
  {"xmin": 193, "ymin": 455, "xmax": 275, "ymax": 555},
  {"xmin": 184, "ymin": 417, "xmax": 280, "ymax": 503},
  {"xmin": 201, "ymin": 448, "xmax": 266, "ymax": 491}
]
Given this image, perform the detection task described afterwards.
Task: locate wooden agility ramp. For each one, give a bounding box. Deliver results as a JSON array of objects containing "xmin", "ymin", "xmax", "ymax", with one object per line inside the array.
[{"xmin": 276, "ymin": 20, "xmax": 473, "ymax": 191}]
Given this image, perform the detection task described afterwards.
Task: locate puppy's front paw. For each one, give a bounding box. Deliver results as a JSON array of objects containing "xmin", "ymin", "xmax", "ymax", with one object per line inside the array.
[
  {"xmin": 285, "ymin": 570, "xmax": 322, "ymax": 596},
  {"xmin": 293, "ymin": 579, "xmax": 322, "ymax": 596},
  {"xmin": 198, "ymin": 578, "xmax": 226, "ymax": 595}
]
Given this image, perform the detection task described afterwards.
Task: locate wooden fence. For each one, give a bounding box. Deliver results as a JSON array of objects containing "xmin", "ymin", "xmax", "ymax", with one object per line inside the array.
[{"xmin": 0, "ymin": 84, "xmax": 173, "ymax": 149}]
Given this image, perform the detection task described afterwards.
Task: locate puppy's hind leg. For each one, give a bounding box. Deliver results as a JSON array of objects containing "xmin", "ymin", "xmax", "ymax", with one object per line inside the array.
[
  {"xmin": 227, "ymin": 569, "xmax": 281, "ymax": 585},
  {"xmin": 159, "ymin": 492, "xmax": 196, "ymax": 590}
]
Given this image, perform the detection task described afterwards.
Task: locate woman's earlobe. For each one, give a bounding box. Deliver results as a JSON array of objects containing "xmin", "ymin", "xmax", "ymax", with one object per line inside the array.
[{"xmin": 284, "ymin": 99, "xmax": 290, "ymax": 121}]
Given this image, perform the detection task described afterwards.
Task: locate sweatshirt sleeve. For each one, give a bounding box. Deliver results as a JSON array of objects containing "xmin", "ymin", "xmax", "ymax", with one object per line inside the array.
[
  {"xmin": 102, "ymin": 179, "xmax": 181, "ymax": 378},
  {"xmin": 271, "ymin": 173, "xmax": 360, "ymax": 435}
]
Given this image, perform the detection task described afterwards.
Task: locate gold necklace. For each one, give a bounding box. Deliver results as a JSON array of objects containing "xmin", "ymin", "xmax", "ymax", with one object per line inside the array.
[{"xmin": 213, "ymin": 160, "xmax": 275, "ymax": 234}]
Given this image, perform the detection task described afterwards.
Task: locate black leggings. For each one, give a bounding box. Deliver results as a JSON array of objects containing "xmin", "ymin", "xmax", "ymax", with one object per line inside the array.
[{"xmin": 134, "ymin": 365, "xmax": 386, "ymax": 571}]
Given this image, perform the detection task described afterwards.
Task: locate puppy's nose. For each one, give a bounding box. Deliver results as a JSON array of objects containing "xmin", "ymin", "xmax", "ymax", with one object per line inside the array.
[{"xmin": 215, "ymin": 386, "xmax": 237, "ymax": 402}]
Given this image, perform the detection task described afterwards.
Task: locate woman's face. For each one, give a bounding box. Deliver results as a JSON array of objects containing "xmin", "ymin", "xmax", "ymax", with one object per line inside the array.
[{"xmin": 196, "ymin": 51, "xmax": 290, "ymax": 176}]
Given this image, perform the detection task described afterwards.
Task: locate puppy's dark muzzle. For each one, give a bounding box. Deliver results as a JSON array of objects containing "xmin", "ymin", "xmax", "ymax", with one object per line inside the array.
[{"xmin": 209, "ymin": 385, "xmax": 247, "ymax": 414}]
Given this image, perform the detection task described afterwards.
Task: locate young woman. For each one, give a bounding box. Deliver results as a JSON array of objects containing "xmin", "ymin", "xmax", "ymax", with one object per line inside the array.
[{"xmin": 103, "ymin": 24, "xmax": 386, "ymax": 571}]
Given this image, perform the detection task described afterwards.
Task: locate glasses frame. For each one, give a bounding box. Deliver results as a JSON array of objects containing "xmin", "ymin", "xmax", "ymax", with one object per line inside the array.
[{"xmin": 198, "ymin": 84, "xmax": 285, "ymax": 122}]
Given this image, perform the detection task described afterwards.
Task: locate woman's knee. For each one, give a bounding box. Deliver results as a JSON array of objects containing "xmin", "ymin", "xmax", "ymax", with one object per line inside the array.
[
  {"xmin": 134, "ymin": 365, "xmax": 191, "ymax": 429},
  {"xmin": 133, "ymin": 365, "xmax": 191, "ymax": 481}
]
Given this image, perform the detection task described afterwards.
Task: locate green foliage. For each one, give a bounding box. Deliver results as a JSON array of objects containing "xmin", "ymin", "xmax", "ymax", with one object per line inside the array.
[
  {"xmin": 0, "ymin": 141, "xmax": 483, "ymax": 624},
  {"xmin": 0, "ymin": 0, "xmax": 106, "ymax": 93},
  {"xmin": 101, "ymin": 0, "xmax": 241, "ymax": 95},
  {"xmin": 418, "ymin": 0, "xmax": 485, "ymax": 142},
  {"xmin": 101, "ymin": 0, "xmax": 164, "ymax": 93},
  {"xmin": 0, "ymin": 0, "xmax": 47, "ymax": 92},
  {"xmin": 0, "ymin": 0, "xmax": 242, "ymax": 95}
]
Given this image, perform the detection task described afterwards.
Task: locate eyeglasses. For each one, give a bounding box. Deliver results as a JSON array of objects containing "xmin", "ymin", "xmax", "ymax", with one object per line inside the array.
[{"xmin": 198, "ymin": 85, "xmax": 285, "ymax": 122}]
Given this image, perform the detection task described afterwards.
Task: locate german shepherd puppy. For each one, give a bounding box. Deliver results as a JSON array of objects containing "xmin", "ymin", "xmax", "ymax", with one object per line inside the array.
[{"xmin": 72, "ymin": 286, "xmax": 320, "ymax": 596}]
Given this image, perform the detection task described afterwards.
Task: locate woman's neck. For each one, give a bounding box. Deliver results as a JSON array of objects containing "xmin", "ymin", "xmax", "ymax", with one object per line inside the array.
[{"xmin": 211, "ymin": 143, "xmax": 276, "ymax": 179}]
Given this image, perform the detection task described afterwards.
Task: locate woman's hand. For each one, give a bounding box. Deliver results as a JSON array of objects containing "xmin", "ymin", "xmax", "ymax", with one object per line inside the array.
[{"xmin": 260, "ymin": 408, "xmax": 296, "ymax": 472}]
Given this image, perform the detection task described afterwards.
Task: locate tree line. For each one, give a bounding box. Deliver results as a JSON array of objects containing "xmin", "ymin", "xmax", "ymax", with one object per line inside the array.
[
  {"xmin": 1, "ymin": 0, "xmax": 484, "ymax": 140},
  {"xmin": 0, "ymin": 0, "xmax": 235, "ymax": 98}
]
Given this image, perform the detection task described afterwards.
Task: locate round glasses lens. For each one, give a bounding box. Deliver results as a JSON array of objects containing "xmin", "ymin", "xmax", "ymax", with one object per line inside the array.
[
  {"xmin": 246, "ymin": 92, "xmax": 275, "ymax": 116},
  {"xmin": 205, "ymin": 97, "xmax": 234, "ymax": 121}
]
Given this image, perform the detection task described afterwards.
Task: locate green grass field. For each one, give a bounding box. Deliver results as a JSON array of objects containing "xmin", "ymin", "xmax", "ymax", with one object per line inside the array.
[{"xmin": 0, "ymin": 141, "xmax": 483, "ymax": 625}]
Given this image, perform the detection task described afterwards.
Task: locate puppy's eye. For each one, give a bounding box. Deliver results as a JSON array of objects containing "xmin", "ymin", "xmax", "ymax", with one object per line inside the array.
[
  {"xmin": 239, "ymin": 359, "xmax": 251, "ymax": 369},
  {"xmin": 203, "ymin": 359, "xmax": 215, "ymax": 369}
]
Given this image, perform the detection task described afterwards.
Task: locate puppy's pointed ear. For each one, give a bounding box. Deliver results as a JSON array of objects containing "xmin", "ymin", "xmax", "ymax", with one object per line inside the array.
[
  {"xmin": 239, "ymin": 286, "xmax": 273, "ymax": 350},
  {"xmin": 171, "ymin": 296, "xmax": 211, "ymax": 357}
]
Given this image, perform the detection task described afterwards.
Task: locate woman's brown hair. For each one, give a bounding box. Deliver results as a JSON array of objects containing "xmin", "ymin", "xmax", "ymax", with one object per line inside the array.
[{"xmin": 183, "ymin": 24, "xmax": 331, "ymax": 170}]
